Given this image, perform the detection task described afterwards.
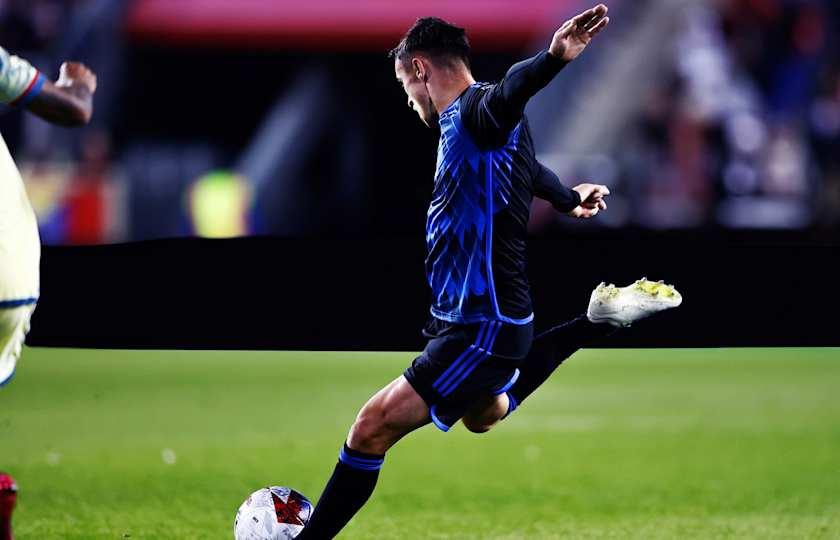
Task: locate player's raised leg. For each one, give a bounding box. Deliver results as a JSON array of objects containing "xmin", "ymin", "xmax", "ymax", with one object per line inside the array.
[
  {"xmin": 459, "ymin": 313, "xmax": 616, "ymax": 432},
  {"xmin": 500, "ymin": 279, "xmax": 682, "ymax": 420},
  {"xmin": 297, "ymin": 376, "xmax": 430, "ymax": 539},
  {"xmin": 503, "ymin": 314, "xmax": 615, "ymax": 416}
]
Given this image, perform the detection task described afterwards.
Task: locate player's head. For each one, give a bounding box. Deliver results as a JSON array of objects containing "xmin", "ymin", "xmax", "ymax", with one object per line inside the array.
[{"xmin": 390, "ymin": 17, "xmax": 471, "ymax": 127}]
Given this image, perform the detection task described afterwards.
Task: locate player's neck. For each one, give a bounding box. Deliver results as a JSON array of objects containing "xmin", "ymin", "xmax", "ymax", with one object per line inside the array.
[{"xmin": 432, "ymin": 72, "xmax": 476, "ymax": 115}]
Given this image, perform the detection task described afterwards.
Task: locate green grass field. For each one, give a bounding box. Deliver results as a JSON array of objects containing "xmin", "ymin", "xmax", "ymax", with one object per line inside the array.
[{"xmin": 1, "ymin": 348, "xmax": 839, "ymax": 539}]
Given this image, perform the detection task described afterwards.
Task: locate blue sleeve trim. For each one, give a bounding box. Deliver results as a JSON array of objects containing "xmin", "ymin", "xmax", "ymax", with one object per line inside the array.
[
  {"xmin": 0, "ymin": 297, "xmax": 38, "ymax": 309},
  {"xmin": 15, "ymin": 72, "xmax": 45, "ymax": 108}
]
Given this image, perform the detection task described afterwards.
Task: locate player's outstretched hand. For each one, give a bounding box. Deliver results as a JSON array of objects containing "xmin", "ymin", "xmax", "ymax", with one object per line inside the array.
[
  {"xmin": 549, "ymin": 4, "xmax": 610, "ymax": 62},
  {"xmin": 56, "ymin": 62, "xmax": 97, "ymax": 94},
  {"xmin": 568, "ymin": 183, "xmax": 610, "ymax": 218},
  {"xmin": 26, "ymin": 60, "xmax": 96, "ymax": 126}
]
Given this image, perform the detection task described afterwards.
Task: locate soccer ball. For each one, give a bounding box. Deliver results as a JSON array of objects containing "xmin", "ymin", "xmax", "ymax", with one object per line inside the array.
[{"xmin": 234, "ymin": 486, "xmax": 312, "ymax": 540}]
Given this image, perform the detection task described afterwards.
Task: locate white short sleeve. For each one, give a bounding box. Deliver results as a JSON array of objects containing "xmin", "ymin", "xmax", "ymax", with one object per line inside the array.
[{"xmin": 0, "ymin": 46, "xmax": 45, "ymax": 106}]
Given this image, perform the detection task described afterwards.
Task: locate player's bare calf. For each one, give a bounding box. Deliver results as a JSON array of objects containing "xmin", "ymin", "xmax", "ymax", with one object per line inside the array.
[{"xmin": 346, "ymin": 376, "xmax": 430, "ymax": 455}]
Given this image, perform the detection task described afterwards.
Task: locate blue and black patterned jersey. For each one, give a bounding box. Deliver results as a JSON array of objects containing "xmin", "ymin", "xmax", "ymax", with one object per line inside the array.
[{"xmin": 426, "ymin": 51, "xmax": 581, "ymax": 325}]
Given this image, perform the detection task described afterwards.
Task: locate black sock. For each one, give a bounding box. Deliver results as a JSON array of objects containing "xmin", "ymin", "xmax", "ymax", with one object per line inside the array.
[
  {"xmin": 505, "ymin": 315, "xmax": 616, "ymax": 416},
  {"xmin": 297, "ymin": 443, "xmax": 384, "ymax": 539}
]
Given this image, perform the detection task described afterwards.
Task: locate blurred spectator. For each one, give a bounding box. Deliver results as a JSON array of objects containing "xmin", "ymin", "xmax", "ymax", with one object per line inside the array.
[{"xmin": 608, "ymin": 0, "xmax": 838, "ymax": 229}]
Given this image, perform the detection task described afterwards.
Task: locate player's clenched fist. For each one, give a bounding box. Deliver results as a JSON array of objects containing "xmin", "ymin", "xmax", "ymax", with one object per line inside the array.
[
  {"xmin": 56, "ymin": 62, "xmax": 97, "ymax": 94},
  {"xmin": 549, "ymin": 3, "xmax": 610, "ymax": 62},
  {"xmin": 568, "ymin": 183, "xmax": 610, "ymax": 218}
]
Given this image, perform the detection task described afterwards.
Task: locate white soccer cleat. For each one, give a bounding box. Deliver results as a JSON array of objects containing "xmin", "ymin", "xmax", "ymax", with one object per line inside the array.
[{"xmin": 587, "ymin": 277, "xmax": 682, "ymax": 328}]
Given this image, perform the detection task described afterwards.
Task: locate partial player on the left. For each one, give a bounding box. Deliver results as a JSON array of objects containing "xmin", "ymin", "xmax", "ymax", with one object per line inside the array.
[{"xmin": 0, "ymin": 46, "xmax": 96, "ymax": 386}]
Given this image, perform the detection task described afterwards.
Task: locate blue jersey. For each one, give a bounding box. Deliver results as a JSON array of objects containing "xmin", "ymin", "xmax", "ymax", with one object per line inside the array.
[{"xmin": 425, "ymin": 51, "xmax": 582, "ymax": 325}]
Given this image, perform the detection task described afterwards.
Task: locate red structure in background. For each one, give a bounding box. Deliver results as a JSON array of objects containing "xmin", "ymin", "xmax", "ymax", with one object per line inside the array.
[
  {"xmin": 64, "ymin": 131, "xmax": 113, "ymax": 245},
  {"xmin": 125, "ymin": 0, "xmax": 588, "ymax": 50},
  {"xmin": 64, "ymin": 179, "xmax": 108, "ymax": 245}
]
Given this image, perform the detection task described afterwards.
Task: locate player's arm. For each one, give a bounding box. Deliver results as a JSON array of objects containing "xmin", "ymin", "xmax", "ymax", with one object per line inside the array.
[
  {"xmin": 534, "ymin": 161, "xmax": 609, "ymax": 219},
  {"xmin": 465, "ymin": 4, "xmax": 610, "ymax": 139},
  {"xmin": 0, "ymin": 46, "xmax": 96, "ymax": 126},
  {"xmin": 26, "ymin": 63, "xmax": 96, "ymax": 126}
]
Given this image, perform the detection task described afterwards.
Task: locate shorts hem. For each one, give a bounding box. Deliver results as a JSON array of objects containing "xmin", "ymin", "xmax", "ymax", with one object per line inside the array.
[
  {"xmin": 429, "ymin": 405, "xmax": 453, "ymax": 432},
  {"xmin": 403, "ymin": 370, "xmax": 436, "ymax": 409},
  {"xmin": 404, "ymin": 372, "xmax": 454, "ymax": 433},
  {"xmin": 0, "ymin": 368, "xmax": 16, "ymax": 387},
  {"xmin": 493, "ymin": 368, "xmax": 520, "ymax": 395}
]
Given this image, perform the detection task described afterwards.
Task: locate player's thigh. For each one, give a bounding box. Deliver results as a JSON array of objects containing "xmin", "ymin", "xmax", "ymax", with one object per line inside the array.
[
  {"xmin": 0, "ymin": 305, "xmax": 34, "ymax": 351},
  {"xmin": 0, "ymin": 310, "xmax": 16, "ymax": 353},
  {"xmin": 348, "ymin": 376, "xmax": 430, "ymax": 449},
  {"xmin": 0, "ymin": 304, "xmax": 36, "ymax": 385}
]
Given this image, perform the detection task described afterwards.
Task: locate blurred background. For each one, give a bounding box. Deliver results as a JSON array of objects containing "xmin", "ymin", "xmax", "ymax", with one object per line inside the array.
[{"xmin": 2, "ymin": 0, "xmax": 839, "ymax": 245}]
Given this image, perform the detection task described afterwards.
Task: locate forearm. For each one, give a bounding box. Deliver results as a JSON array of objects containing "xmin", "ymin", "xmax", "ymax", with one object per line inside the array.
[
  {"xmin": 0, "ymin": 46, "xmax": 95, "ymax": 127},
  {"xmin": 533, "ymin": 162, "xmax": 581, "ymax": 212},
  {"xmin": 26, "ymin": 80, "xmax": 93, "ymax": 126},
  {"xmin": 495, "ymin": 50, "xmax": 568, "ymax": 117}
]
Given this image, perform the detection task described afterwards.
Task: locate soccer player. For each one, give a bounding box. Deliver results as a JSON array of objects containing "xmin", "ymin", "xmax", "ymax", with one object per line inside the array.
[
  {"xmin": 0, "ymin": 46, "xmax": 97, "ymax": 386},
  {"xmin": 297, "ymin": 5, "xmax": 681, "ymax": 538}
]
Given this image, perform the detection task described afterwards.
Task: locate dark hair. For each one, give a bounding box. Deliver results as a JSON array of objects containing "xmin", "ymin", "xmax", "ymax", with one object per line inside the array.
[{"xmin": 389, "ymin": 17, "xmax": 471, "ymax": 69}]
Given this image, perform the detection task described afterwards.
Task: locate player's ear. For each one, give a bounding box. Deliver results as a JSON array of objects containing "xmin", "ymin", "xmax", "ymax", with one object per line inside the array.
[{"xmin": 411, "ymin": 58, "xmax": 427, "ymax": 82}]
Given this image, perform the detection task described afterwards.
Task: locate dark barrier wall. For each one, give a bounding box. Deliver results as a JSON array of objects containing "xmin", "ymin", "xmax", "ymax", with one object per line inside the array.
[{"xmin": 28, "ymin": 233, "xmax": 840, "ymax": 350}]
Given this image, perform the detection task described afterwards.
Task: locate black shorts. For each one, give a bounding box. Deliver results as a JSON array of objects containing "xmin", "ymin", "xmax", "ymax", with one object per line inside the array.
[{"xmin": 404, "ymin": 317, "xmax": 534, "ymax": 432}]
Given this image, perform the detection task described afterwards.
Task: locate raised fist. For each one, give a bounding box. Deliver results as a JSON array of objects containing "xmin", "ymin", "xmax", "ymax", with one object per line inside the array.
[{"xmin": 57, "ymin": 61, "xmax": 97, "ymax": 94}]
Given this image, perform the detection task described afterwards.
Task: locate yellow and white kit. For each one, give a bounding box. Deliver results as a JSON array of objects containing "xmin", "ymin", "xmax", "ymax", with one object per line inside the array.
[{"xmin": 0, "ymin": 45, "xmax": 46, "ymax": 385}]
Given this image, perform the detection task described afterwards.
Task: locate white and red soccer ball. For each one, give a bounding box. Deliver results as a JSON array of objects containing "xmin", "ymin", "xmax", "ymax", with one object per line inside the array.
[{"xmin": 234, "ymin": 486, "xmax": 312, "ymax": 540}]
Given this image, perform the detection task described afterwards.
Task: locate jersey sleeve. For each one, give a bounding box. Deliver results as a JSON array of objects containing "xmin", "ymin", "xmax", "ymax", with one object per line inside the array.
[
  {"xmin": 460, "ymin": 51, "xmax": 568, "ymax": 148},
  {"xmin": 533, "ymin": 161, "xmax": 581, "ymax": 212},
  {"xmin": 0, "ymin": 46, "xmax": 46, "ymax": 107}
]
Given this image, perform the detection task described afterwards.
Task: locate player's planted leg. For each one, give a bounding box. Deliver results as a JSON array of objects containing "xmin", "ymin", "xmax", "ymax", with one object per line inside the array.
[{"xmin": 297, "ymin": 377, "xmax": 429, "ymax": 539}]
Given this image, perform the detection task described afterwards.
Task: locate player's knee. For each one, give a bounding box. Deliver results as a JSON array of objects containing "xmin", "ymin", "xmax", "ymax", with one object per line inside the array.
[
  {"xmin": 347, "ymin": 404, "xmax": 397, "ymax": 454},
  {"xmin": 347, "ymin": 412, "xmax": 383, "ymax": 452}
]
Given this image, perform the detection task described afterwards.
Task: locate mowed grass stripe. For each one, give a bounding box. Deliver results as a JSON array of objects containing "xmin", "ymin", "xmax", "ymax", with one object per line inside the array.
[{"xmin": 1, "ymin": 348, "xmax": 838, "ymax": 539}]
